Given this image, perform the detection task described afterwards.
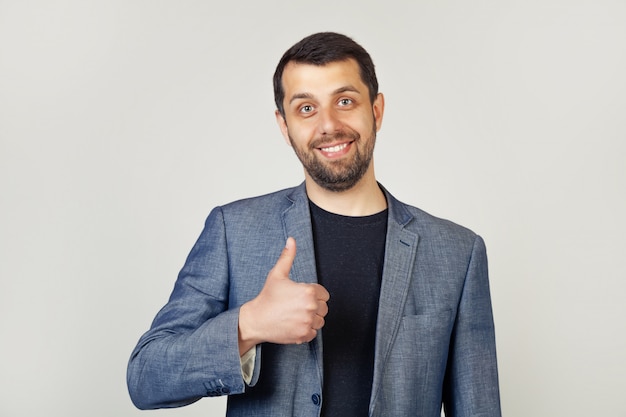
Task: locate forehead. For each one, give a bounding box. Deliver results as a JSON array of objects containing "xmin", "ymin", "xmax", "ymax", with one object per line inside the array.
[{"xmin": 281, "ymin": 59, "xmax": 366, "ymax": 99}]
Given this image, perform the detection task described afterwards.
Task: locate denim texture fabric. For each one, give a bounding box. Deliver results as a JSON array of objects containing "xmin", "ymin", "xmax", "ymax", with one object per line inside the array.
[{"xmin": 127, "ymin": 183, "xmax": 501, "ymax": 417}]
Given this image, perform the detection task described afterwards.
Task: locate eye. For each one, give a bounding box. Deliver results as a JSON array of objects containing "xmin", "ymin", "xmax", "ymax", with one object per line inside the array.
[
  {"xmin": 299, "ymin": 104, "xmax": 314, "ymax": 114},
  {"xmin": 338, "ymin": 98, "xmax": 353, "ymax": 106}
]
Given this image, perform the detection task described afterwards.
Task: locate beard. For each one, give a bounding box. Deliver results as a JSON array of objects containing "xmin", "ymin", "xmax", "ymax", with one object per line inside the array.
[{"xmin": 288, "ymin": 123, "xmax": 377, "ymax": 192}]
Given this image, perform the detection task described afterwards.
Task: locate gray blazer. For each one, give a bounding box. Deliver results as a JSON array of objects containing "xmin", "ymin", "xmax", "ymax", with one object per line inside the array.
[{"xmin": 127, "ymin": 183, "xmax": 501, "ymax": 417}]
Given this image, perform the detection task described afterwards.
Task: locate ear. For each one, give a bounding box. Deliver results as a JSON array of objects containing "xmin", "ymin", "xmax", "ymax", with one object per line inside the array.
[
  {"xmin": 372, "ymin": 93, "xmax": 385, "ymax": 132},
  {"xmin": 275, "ymin": 109, "xmax": 291, "ymax": 146}
]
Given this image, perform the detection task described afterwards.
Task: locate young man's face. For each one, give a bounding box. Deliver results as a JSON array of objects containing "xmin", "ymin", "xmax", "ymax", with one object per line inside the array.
[{"xmin": 276, "ymin": 58, "xmax": 384, "ymax": 192}]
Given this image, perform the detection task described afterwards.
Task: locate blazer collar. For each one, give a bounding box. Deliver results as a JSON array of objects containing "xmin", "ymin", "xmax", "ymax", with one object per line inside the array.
[
  {"xmin": 283, "ymin": 183, "xmax": 317, "ymax": 285},
  {"xmin": 282, "ymin": 184, "xmax": 325, "ymax": 385},
  {"xmin": 371, "ymin": 186, "xmax": 419, "ymax": 412},
  {"xmin": 282, "ymin": 182, "xmax": 419, "ymax": 405}
]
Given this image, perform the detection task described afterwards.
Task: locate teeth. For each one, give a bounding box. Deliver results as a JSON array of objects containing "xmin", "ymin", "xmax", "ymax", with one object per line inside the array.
[{"xmin": 321, "ymin": 143, "xmax": 348, "ymax": 153}]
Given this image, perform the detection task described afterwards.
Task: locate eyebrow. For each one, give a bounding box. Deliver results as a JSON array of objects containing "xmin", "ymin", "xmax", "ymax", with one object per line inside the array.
[
  {"xmin": 288, "ymin": 85, "xmax": 362, "ymax": 105},
  {"xmin": 333, "ymin": 85, "xmax": 361, "ymax": 95},
  {"xmin": 289, "ymin": 93, "xmax": 314, "ymax": 105}
]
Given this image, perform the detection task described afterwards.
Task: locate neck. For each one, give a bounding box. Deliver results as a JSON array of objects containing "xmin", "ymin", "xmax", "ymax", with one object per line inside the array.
[{"xmin": 304, "ymin": 166, "xmax": 387, "ymax": 216}]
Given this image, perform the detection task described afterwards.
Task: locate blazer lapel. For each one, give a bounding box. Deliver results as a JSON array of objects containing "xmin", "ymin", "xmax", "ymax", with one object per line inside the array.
[
  {"xmin": 279, "ymin": 183, "xmax": 419, "ymax": 407},
  {"xmin": 281, "ymin": 184, "xmax": 318, "ymax": 285},
  {"xmin": 370, "ymin": 192, "xmax": 419, "ymax": 412},
  {"xmin": 281, "ymin": 184, "xmax": 325, "ymax": 384}
]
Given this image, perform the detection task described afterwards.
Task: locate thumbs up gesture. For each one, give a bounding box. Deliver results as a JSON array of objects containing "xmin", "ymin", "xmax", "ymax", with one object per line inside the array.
[{"xmin": 238, "ymin": 238, "xmax": 330, "ymax": 354}]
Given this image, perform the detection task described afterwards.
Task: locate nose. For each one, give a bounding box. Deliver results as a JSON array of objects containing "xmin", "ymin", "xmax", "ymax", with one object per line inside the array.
[{"xmin": 317, "ymin": 107, "xmax": 342, "ymax": 135}]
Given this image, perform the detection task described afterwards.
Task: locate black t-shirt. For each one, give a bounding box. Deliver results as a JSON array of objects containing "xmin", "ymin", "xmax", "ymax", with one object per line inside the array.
[{"xmin": 309, "ymin": 201, "xmax": 388, "ymax": 416}]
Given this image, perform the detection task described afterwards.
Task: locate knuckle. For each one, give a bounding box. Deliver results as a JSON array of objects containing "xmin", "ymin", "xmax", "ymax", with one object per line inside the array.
[
  {"xmin": 302, "ymin": 330, "xmax": 316, "ymax": 343},
  {"xmin": 295, "ymin": 329, "xmax": 314, "ymax": 344},
  {"xmin": 306, "ymin": 302, "xmax": 318, "ymax": 312}
]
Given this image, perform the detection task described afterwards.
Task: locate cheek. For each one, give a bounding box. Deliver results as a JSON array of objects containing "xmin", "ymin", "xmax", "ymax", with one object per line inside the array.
[
  {"xmin": 351, "ymin": 117, "xmax": 376, "ymax": 136},
  {"xmin": 345, "ymin": 110, "xmax": 375, "ymax": 130},
  {"xmin": 287, "ymin": 123, "xmax": 315, "ymax": 145}
]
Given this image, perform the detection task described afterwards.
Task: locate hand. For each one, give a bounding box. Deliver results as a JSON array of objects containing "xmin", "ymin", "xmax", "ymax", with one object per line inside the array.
[{"xmin": 238, "ymin": 237, "xmax": 330, "ymax": 354}]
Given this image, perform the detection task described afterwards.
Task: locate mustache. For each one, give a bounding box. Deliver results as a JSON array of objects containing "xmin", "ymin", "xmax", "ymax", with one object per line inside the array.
[{"xmin": 309, "ymin": 130, "xmax": 360, "ymax": 149}]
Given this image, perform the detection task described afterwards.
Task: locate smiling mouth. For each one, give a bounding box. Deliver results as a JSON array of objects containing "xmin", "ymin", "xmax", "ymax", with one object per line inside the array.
[{"xmin": 319, "ymin": 142, "xmax": 351, "ymax": 153}]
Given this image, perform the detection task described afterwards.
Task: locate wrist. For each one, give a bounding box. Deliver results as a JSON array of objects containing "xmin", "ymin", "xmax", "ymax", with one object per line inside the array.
[{"xmin": 238, "ymin": 302, "xmax": 260, "ymax": 356}]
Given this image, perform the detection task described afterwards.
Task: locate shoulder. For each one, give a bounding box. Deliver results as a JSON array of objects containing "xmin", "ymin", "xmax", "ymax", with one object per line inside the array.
[
  {"xmin": 218, "ymin": 184, "xmax": 302, "ymax": 214},
  {"xmin": 384, "ymin": 186, "xmax": 480, "ymax": 249},
  {"xmin": 204, "ymin": 184, "xmax": 305, "ymax": 230},
  {"xmin": 408, "ymin": 203, "xmax": 476, "ymax": 240}
]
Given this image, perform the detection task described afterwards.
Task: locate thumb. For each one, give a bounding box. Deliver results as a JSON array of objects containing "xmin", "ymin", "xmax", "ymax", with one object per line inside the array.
[{"xmin": 269, "ymin": 237, "xmax": 296, "ymax": 280}]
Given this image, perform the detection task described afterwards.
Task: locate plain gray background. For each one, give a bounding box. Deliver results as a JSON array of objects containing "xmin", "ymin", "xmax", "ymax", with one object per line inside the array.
[{"xmin": 1, "ymin": 1, "xmax": 625, "ymax": 416}]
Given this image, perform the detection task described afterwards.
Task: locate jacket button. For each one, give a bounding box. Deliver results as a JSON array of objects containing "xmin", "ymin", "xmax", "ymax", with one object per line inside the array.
[{"xmin": 311, "ymin": 393, "xmax": 321, "ymax": 406}]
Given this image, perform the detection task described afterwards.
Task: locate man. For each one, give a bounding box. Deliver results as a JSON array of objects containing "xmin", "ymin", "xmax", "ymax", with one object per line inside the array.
[{"xmin": 127, "ymin": 32, "xmax": 501, "ymax": 417}]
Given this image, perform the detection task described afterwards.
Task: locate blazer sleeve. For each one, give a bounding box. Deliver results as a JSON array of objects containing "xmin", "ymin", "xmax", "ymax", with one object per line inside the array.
[
  {"xmin": 127, "ymin": 207, "xmax": 251, "ymax": 409},
  {"xmin": 442, "ymin": 235, "xmax": 502, "ymax": 417}
]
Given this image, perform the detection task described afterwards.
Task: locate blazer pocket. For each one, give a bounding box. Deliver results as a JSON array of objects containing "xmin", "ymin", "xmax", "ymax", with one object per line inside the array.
[
  {"xmin": 398, "ymin": 310, "xmax": 454, "ymax": 354},
  {"xmin": 384, "ymin": 310, "xmax": 454, "ymax": 405},
  {"xmin": 401, "ymin": 310, "xmax": 453, "ymax": 332},
  {"xmin": 382, "ymin": 311, "xmax": 454, "ymax": 416}
]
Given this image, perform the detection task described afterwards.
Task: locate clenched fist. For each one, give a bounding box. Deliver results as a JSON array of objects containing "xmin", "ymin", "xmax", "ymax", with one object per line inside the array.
[{"xmin": 238, "ymin": 237, "xmax": 330, "ymax": 355}]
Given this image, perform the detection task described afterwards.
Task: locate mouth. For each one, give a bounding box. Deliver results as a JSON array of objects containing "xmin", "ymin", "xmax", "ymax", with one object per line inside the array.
[
  {"xmin": 316, "ymin": 140, "xmax": 354, "ymax": 159},
  {"xmin": 319, "ymin": 142, "xmax": 350, "ymax": 153}
]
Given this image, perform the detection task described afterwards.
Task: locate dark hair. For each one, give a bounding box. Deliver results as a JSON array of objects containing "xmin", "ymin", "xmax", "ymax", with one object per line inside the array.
[{"xmin": 273, "ymin": 32, "xmax": 379, "ymax": 117}]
